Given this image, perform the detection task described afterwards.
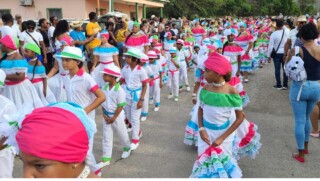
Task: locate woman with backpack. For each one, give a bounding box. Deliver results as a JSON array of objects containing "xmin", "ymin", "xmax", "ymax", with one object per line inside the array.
[{"xmin": 287, "ymin": 23, "xmax": 320, "ymax": 163}]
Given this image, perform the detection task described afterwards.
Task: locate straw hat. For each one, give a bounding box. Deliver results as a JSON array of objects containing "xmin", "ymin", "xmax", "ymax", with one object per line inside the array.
[
  {"xmin": 297, "ymin": 15, "xmax": 307, "ymax": 22},
  {"xmin": 70, "ymin": 21, "xmax": 82, "ymax": 29}
]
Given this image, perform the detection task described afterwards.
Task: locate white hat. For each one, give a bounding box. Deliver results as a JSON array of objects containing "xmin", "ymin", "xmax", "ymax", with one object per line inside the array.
[
  {"xmin": 147, "ymin": 51, "xmax": 158, "ymax": 59},
  {"xmin": 55, "ymin": 46, "xmax": 85, "ymax": 61},
  {"xmin": 0, "ymin": 69, "xmax": 6, "ymax": 88},
  {"xmin": 176, "ymin": 39, "xmax": 184, "ymax": 45},
  {"xmin": 169, "ymin": 47, "xmax": 177, "ymax": 53},
  {"xmin": 100, "ymin": 64, "xmax": 121, "ymax": 78},
  {"xmin": 224, "ymin": 29, "xmax": 234, "ymax": 37},
  {"xmin": 124, "ymin": 48, "xmax": 144, "ymax": 59},
  {"xmin": 151, "ymin": 15, "xmax": 156, "ymax": 19},
  {"xmin": 140, "ymin": 53, "xmax": 149, "ymax": 63}
]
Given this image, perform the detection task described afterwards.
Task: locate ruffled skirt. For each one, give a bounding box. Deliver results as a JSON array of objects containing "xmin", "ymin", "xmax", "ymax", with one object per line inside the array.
[
  {"xmin": 32, "ymin": 81, "xmax": 57, "ymax": 105},
  {"xmin": 47, "ymin": 73, "xmax": 67, "ymax": 102}
]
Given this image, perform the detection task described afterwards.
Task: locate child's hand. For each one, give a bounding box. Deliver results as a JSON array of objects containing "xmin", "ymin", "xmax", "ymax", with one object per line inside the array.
[
  {"xmin": 200, "ymin": 129, "xmax": 210, "ymax": 145},
  {"xmin": 160, "ymin": 83, "xmax": 163, "ymax": 88},
  {"xmin": 107, "ymin": 117, "xmax": 116, "ymax": 124},
  {"xmin": 192, "ymin": 98, "xmax": 197, "ymax": 105},
  {"xmin": 212, "ymin": 137, "xmax": 224, "ymax": 147},
  {"xmin": 102, "ymin": 113, "xmax": 109, "ymax": 122},
  {"xmin": 137, "ymin": 100, "xmax": 143, "ymax": 109}
]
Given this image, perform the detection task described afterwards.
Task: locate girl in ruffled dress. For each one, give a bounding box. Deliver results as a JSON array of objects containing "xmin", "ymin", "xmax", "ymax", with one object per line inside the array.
[
  {"xmin": 190, "ymin": 52, "xmax": 244, "ymax": 178},
  {"xmin": 91, "ymin": 31, "xmax": 120, "ymax": 88},
  {"xmin": 24, "ymin": 43, "xmax": 56, "ymax": 105},
  {"xmin": 0, "ymin": 35, "xmax": 43, "ymax": 109}
]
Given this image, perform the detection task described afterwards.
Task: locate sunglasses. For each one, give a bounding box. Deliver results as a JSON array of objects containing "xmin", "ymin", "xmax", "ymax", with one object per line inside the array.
[{"xmin": 27, "ymin": 26, "xmax": 35, "ymax": 30}]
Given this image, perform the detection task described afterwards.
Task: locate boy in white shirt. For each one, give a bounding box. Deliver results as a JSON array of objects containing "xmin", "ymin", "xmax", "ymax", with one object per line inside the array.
[
  {"xmin": 98, "ymin": 64, "xmax": 131, "ymax": 167},
  {"xmin": 167, "ymin": 47, "xmax": 180, "ymax": 102},
  {"xmin": 176, "ymin": 39, "xmax": 191, "ymax": 92},
  {"xmin": 148, "ymin": 51, "xmax": 163, "ymax": 111}
]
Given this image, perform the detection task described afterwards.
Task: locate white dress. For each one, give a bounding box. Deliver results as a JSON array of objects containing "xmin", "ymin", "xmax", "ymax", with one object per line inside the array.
[{"xmin": 0, "ymin": 59, "xmax": 43, "ymax": 110}]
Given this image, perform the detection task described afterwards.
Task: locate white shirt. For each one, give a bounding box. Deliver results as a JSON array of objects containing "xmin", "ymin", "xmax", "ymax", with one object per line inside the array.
[
  {"xmin": 177, "ymin": 48, "xmax": 188, "ymax": 61},
  {"xmin": 48, "ymin": 26, "xmax": 55, "ymax": 38},
  {"xmin": 168, "ymin": 56, "xmax": 180, "ymax": 71},
  {"xmin": 101, "ymin": 83, "xmax": 126, "ymax": 115},
  {"xmin": 0, "ymin": 25, "xmax": 13, "ymax": 38},
  {"xmin": 19, "ymin": 31, "xmax": 43, "ymax": 45},
  {"xmin": 172, "ymin": 28, "xmax": 179, "ymax": 35},
  {"xmin": 148, "ymin": 61, "xmax": 163, "ymax": 77},
  {"xmin": 289, "ymin": 28, "xmax": 298, "ymax": 48},
  {"xmin": 121, "ymin": 65, "xmax": 148, "ymax": 100},
  {"xmin": 63, "ymin": 69, "xmax": 99, "ymax": 109},
  {"xmin": 11, "ymin": 23, "xmax": 21, "ymax": 37},
  {"xmin": 267, "ymin": 29, "xmax": 288, "ymax": 57}
]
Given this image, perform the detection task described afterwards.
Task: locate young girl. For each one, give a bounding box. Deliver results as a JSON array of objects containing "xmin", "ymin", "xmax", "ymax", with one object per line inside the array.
[
  {"xmin": 120, "ymin": 48, "xmax": 148, "ymax": 150},
  {"xmin": 139, "ymin": 53, "xmax": 152, "ymax": 122},
  {"xmin": 0, "ymin": 35, "xmax": 43, "ymax": 110},
  {"xmin": 222, "ymin": 30, "xmax": 244, "ymax": 78},
  {"xmin": 0, "ymin": 69, "xmax": 18, "ymax": 178},
  {"xmin": 99, "ymin": 64, "xmax": 131, "ymax": 167},
  {"xmin": 57, "ymin": 46, "xmax": 106, "ymax": 174},
  {"xmin": 24, "ymin": 43, "xmax": 56, "ymax": 105},
  {"xmin": 167, "ymin": 47, "xmax": 180, "ymax": 102},
  {"xmin": 124, "ymin": 22, "xmax": 149, "ymax": 55},
  {"xmin": 91, "ymin": 30, "xmax": 120, "ymax": 88},
  {"xmin": 148, "ymin": 51, "xmax": 163, "ymax": 112},
  {"xmin": 235, "ymin": 23, "xmax": 254, "ymax": 83},
  {"xmin": 190, "ymin": 52, "xmax": 244, "ymax": 178},
  {"xmin": 16, "ymin": 102, "xmax": 99, "ymax": 178}
]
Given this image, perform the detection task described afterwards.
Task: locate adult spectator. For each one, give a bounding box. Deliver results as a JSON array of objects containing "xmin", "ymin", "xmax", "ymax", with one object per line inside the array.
[
  {"xmin": 38, "ymin": 18, "xmax": 54, "ymax": 72},
  {"xmin": 284, "ymin": 15, "xmax": 307, "ymax": 59},
  {"xmin": 115, "ymin": 20, "xmax": 129, "ymax": 65},
  {"xmin": 86, "ymin": 12, "xmax": 101, "ymax": 72},
  {"xmin": 287, "ymin": 23, "xmax": 320, "ymax": 163},
  {"xmin": 267, "ymin": 19, "xmax": 288, "ymax": 90},
  {"xmin": 160, "ymin": 23, "xmax": 176, "ymax": 42},
  {"xmin": 19, "ymin": 20, "xmax": 47, "ymax": 64},
  {"xmin": 12, "ymin": 14, "xmax": 22, "ymax": 37},
  {"xmin": 0, "ymin": 14, "xmax": 15, "ymax": 38},
  {"xmin": 105, "ymin": 21, "xmax": 117, "ymax": 46},
  {"xmin": 70, "ymin": 21, "xmax": 94, "ymax": 52},
  {"xmin": 48, "ymin": 16, "xmax": 58, "ymax": 52}
]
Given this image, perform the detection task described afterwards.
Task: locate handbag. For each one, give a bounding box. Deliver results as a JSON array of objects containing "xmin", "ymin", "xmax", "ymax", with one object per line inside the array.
[{"xmin": 270, "ymin": 30, "xmax": 284, "ymax": 58}]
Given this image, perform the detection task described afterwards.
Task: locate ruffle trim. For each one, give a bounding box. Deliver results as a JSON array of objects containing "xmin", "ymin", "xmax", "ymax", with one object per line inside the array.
[
  {"xmin": 235, "ymin": 34, "xmax": 254, "ymax": 43},
  {"xmin": 241, "ymin": 93, "xmax": 250, "ymax": 108},
  {"xmin": 125, "ymin": 35, "xmax": 149, "ymax": 46},
  {"xmin": 184, "ymin": 120, "xmax": 199, "ymax": 146},
  {"xmin": 190, "ymin": 146, "xmax": 242, "ymax": 178},
  {"xmin": 241, "ymin": 54, "xmax": 251, "ymax": 61},
  {"xmin": 233, "ymin": 122, "xmax": 261, "ymax": 160},
  {"xmin": 191, "ymin": 28, "xmax": 206, "ymax": 34}
]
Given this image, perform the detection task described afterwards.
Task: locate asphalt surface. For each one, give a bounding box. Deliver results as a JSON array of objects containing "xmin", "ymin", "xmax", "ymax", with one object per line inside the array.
[{"xmin": 13, "ymin": 63, "xmax": 320, "ymax": 178}]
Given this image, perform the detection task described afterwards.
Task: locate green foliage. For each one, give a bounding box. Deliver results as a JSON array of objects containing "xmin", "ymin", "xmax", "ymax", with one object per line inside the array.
[{"xmin": 162, "ymin": 0, "xmax": 313, "ymax": 18}]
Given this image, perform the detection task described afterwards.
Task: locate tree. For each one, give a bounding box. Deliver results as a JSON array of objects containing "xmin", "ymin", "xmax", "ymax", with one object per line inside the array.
[{"xmin": 298, "ymin": 0, "xmax": 316, "ymax": 14}]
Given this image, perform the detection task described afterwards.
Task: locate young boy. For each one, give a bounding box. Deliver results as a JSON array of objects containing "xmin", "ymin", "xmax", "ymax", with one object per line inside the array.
[
  {"xmin": 167, "ymin": 47, "xmax": 180, "ymax": 102},
  {"xmin": 139, "ymin": 54, "xmax": 152, "ymax": 122},
  {"xmin": 148, "ymin": 51, "xmax": 163, "ymax": 111},
  {"xmin": 98, "ymin": 64, "xmax": 131, "ymax": 167}
]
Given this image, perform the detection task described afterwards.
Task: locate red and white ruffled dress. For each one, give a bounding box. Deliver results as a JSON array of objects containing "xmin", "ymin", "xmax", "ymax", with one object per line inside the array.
[
  {"xmin": 124, "ymin": 33, "xmax": 149, "ymax": 53},
  {"xmin": 223, "ymin": 45, "xmax": 245, "ymax": 77},
  {"xmin": 235, "ymin": 34, "xmax": 254, "ymax": 72},
  {"xmin": 192, "ymin": 28, "xmax": 206, "ymax": 45}
]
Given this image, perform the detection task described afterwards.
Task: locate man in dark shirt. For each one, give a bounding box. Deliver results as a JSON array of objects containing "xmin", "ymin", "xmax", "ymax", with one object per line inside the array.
[{"xmin": 160, "ymin": 23, "xmax": 176, "ymax": 42}]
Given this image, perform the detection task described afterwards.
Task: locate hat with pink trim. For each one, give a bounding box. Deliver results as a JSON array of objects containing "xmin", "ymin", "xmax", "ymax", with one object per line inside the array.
[
  {"xmin": 147, "ymin": 50, "xmax": 158, "ymax": 59},
  {"xmin": 100, "ymin": 64, "xmax": 121, "ymax": 78}
]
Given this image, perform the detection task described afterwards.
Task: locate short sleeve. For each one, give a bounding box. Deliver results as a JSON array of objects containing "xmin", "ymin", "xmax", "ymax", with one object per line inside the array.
[
  {"xmin": 113, "ymin": 47, "xmax": 119, "ymax": 56},
  {"xmin": 69, "ymin": 31, "xmax": 77, "ymax": 41},
  {"xmin": 140, "ymin": 68, "xmax": 149, "ymax": 84},
  {"xmin": 37, "ymin": 32, "xmax": 44, "ymax": 42},
  {"xmin": 86, "ymin": 23, "xmax": 93, "ymax": 36},
  {"xmin": 116, "ymin": 88, "xmax": 127, "ymax": 107},
  {"xmin": 19, "ymin": 32, "xmax": 25, "ymax": 41},
  {"xmin": 85, "ymin": 74, "xmax": 99, "ymax": 93}
]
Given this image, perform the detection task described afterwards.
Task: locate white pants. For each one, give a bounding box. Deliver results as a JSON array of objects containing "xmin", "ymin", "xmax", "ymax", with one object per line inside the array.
[
  {"xmin": 102, "ymin": 113, "xmax": 131, "ymax": 158},
  {"xmin": 125, "ymin": 98, "xmax": 142, "ymax": 142},
  {"xmin": 141, "ymin": 84, "xmax": 149, "ymax": 117},
  {"xmin": 86, "ymin": 137, "xmax": 99, "ymax": 172},
  {"xmin": 167, "ymin": 70, "xmax": 179, "ymax": 97},
  {"xmin": 179, "ymin": 61, "xmax": 189, "ymax": 87},
  {"xmin": 0, "ymin": 147, "xmax": 15, "ymax": 178},
  {"xmin": 149, "ymin": 78, "xmax": 161, "ymax": 107}
]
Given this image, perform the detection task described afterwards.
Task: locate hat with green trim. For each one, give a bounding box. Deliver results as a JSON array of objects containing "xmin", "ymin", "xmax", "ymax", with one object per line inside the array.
[
  {"xmin": 25, "ymin": 42, "xmax": 41, "ymax": 55},
  {"xmin": 124, "ymin": 48, "xmax": 143, "ymax": 59},
  {"xmin": 55, "ymin": 46, "xmax": 85, "ymax": 62},
  {"xmin": 0, "ymin": 69, "xmax": 6, "ymax": 88}
]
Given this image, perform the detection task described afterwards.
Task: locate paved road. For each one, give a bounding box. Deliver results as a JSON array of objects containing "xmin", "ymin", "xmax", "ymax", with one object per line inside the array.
[{"xmin": 13, "ymin": 63, "xmax": 320, "ymax": 178}]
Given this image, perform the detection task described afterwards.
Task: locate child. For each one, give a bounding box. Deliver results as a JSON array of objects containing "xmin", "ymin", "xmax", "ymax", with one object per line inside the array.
[
  {"xmin": 190, "ymin": 52, "xmax": 244, "ymax": 178},
  {"xmin": 176, "ymin": 39, "xmax": 191, "ymax": 92},
  {"xmin": 120, "ymin": 48, "xmax": 148, "ymax": 150},
  {"xmin": 139, "ymin": 54, "xmax": 152, "ymax": 122},
  {"xmin": 57, "ymin": 46, "xmax": 106, "ymax": 174},
  {"xmin": 0, "ymin": 35, "xmax": 43, "ymax": 110},
  {"xmin": 148, "ymin": 51, "xmax": 163, "ymax": 112},
  {"xmin": 98, "ymin": 64, "xmax": 131, "ymax": 167},
  {"xmin": 91, "ymin": 30, "xmax": 120, "ymax": 88},
  {"xmin": 24, "ymin": 43, "xmax": 56, "ymax": 105},
  {"xmin": 163, "ymin": 32, "xmax": 176, "ymax": 61},
  {"xmin": 0, "ymin": 69, "xmax": 18, "ymax": 178},
  {"xmin": 16, "ymin": 102, "xmax": 99, "ymax": 178},
  {"xmin": 167, "ymin": 47, "xmax": 180, "ymax": 102}
]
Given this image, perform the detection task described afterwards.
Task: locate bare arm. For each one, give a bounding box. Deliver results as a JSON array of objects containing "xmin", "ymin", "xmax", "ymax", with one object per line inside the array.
[
  {"xmin": 144, "ymin": 45, "xmax": 149, "ymax": 55},
  {"xmin": 19, "ymin": 41, "xmax": 25, "ymax": 56},
  {"xmin": 113, "ymin": 54, "xmax": 120, "ymax": 67},
  {"xmin": 137, "ymin": 83, "xmax": 147, "ymax": 109},
  {"xmin": 84, "ymin": 89, "xmax": 106, "ymax": 114},
  {"xmin": 284, "ymin": 39, "xmax": 292, "ymax": 61},
  {"xmin": 39, "ymin": 41, "xmax": 47, "ymax": 64},
  {"xmin": 6, "ymin": 72, "xmax": 26, "ymax": 81},
  {"xmin": 237, "ymin": 55, "xmax": 241, "ymax": 76},
  {"xmin": 47, "ymin": 60, "xmax": 59, "ymax": 78},
  {"xmin": 43, "ymin": 77, "xmax": 47, "ymax": 97}
]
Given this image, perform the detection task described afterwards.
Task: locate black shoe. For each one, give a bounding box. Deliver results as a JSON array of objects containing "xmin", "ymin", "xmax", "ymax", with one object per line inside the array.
[
  {"xmin": 273, "ymin": 85, "xmax": 282, "ymax": 90},
  {"xmin": 282, "ymin": 86, "xmax": 288, "ymax": 90}
]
